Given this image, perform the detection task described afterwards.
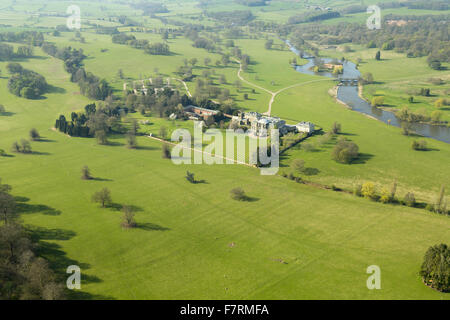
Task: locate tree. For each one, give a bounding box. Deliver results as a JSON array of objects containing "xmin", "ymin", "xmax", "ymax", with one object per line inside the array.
[
  {"xmin": 91, "ymin": 188, "xmax": 112, "ymax": 208},
  {"xmin": 403, "ymin": 192, "xmax": 416, "ymax": 207},
  {"xmin": 117, "ymin": 69, "xmax": 124, "ymax": 79},
  {"xmin": 126, "ymin": 132, "xmax": 137, "ymax": 149},
  {"xmin": 121, "ymin": 205, "xmax": 136, "ymax": 228},
  {"xmin": 0, "ymin": 105, "xmax": 5, "ymax": 114},
  {"xmin": 230, "ymin": 187, "xmax": 247, "ymax": 201},
  {"xmin": 434, "ymin": 185, "xmax": 447, "ymax": 214},
  {"xmin": 401, "ymin": 122, "xmax": 413, "ymax": 136},
  {"xmin": 204, "ymin": 57, "xmax": 211, "ymax": 66},
  {"xmin": 159, "ymin": 126, "xmax": 167, "ymax": 139},
  {"xmin": 420, "ymin": 244, "xmax": 449, "ymax": 292},
  {"xmin": 431, "ymin": 110, "xmax": 443, "ymax": 123},
  {"xmin": 371, "ymin": 96, "xmax": 384, "ymax": 106},
  {"xmin": 290, "ymin": 159, "xmax": 305, "ymax": 174},
  {"xmin": 331, "ymin": 122, "xmax": 341, "ymax": 135},
  {"xmin": 361, "ymin": 72, "xmax": 374, "ymax": 84},
  {"xmin": 189, "ymin": 58, "xmax": 198, "ymax": 67},
  {"xmin": 29, "ymin": 128, "xmax": 40, "ymax": 141},
  {"xmin": 81, "ymin": 166, "xmax": 92, "ymax": 180},
  {"xmin": 265, "ymin": 39, "xmax": 274, "ymax": 50},
  {"xmin": 11, "ymin": 141, "xmax": 21, "ymax": 153},
  {"xmin": 0, "ymin": 192, "xmax": 16, "ymax": 224},
  {"xmin": 375, "ymin": 51, "xmax": 381, "ymax": 61},
  {"xmin": 332, "ymin": 138, "xmax": 359, "ymax": 164},
  {"xmin": 185, "ymin": 171, "xmax": 195, "ymax": 184},
  {"xmin": 162, "ymin": 143, "xmax": 171, "ymax": 159},
  {"xmin": 95, "ymin": 130, "xmax": 108, "ymax": 145}
]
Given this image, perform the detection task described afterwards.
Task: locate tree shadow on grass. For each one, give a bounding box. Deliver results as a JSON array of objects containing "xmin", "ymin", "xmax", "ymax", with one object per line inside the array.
[
  {"xmin": 15, "ymin": 201, "xmax": 62, "ymax": 216},
  {"xmin": 91, "ymin": 177, "xmax": 113, "ymax": 182},
  {"xmin": 30, "ymin": 151, "xmax": 52, "ymax": 156},
  {"xmin": 352, "ymin": 153, "xmax": 374, "ymax": 164},
  {"xmin": 47, "ymin": 85, "xmax": 66, "ymax": 94},
  {"xmin": 0, "ymin": 112, "xmax": 15, "ymax": 117},
  {"xmin": 36, "ymin": 137, "xmax": 56, "ymax": 142},
  {"xmin": 37, "ymin": 241, "xmax": 115, "ymax": 300},
  {"xmin": 26, "ymin": 225, "xmax": 77, "ymax": 241},
  {"xmin": 109, "ymin": 203, "xmax": 144, "ymax": 212},
  {"xmin": 136, "ymin": 145, "xmax": 157, "ymax": 151},
  {"xmin": 137, "ymin": 222, "xmax": 170, "ymax": 231}
]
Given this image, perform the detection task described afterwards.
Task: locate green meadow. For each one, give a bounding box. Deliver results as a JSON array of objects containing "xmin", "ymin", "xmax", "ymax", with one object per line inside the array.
[{"xmin": 0, "ymin": 0, "xmax": 449, "ymax": 300}]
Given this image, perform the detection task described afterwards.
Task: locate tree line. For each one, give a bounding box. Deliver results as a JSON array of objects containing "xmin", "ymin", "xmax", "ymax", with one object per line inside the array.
[
  {"xmin": 288, "ymin": 14, "xmax": 450, "ymax": 69},
  {"xmin": 42, "ymin": 42, "xmax": 112, "ymax": 100},
  {"xmin": 111, "ymin": 33, "xmax": 170, "ymax": 55}
]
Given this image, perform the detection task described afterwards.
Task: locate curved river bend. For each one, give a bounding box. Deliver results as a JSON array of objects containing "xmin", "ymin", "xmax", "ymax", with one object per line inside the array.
[{"xmin": 287, "ymin": 41, "xmax": 450, "ymax": 144}]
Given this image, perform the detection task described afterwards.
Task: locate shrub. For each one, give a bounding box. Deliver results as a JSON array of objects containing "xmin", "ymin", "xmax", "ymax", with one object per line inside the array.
[
  {"xmin": 361, "ymin": 182, "xmax": 377, "ymax": 200},
  {"xmin": 91, "ymin": 188, "xmax": 112, "ymax": 208},
  {"xmin": 412, "ymin": 140, "xmax": 427, "ymax": 151},
  {"xmin": 420, "ymin": 244, "xmax": 449, "ymax": 292},
  {"xmin": 0, "ymin": 105, "xmax": 5, "ymax": 113},
  {"xmin": 81, "ymin": 166, "xmax": 92, "ymax": 180},
  {"xmin": 0, "ymin": 149, "xmax": 5, "ymax": 157},
  {"xmin": 230, "ymin": 187, "xmax": 247, "ymax": 201},
  {"xmin": 379, "ymin": 188, "xmax": 391, "ymax": 203}
]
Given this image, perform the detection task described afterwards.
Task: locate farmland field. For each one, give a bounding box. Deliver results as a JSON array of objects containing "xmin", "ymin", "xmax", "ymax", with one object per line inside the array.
[{"xmin": 0, "ymin": 0, "xmax": 449, "ymax": 301}]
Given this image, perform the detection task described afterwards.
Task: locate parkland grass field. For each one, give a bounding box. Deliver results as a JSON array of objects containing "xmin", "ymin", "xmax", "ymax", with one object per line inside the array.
[{"xmin": 0, "ymin": 0, "xmax": 449, "ymax": 300}]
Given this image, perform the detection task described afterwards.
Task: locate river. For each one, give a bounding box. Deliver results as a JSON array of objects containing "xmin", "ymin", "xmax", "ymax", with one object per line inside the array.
[{"xmin": 286, "ymin": 41, "xmax": 450, "ymax": 144}]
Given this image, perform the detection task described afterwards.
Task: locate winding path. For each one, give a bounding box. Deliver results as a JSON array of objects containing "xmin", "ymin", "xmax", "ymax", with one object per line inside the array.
[{"xmin": 233, "ymin": 58, "xmax": 333, "ymax": 116}]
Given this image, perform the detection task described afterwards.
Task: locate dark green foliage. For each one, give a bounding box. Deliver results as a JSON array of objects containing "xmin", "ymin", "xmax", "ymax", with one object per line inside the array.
[
  {"xmin": 7, "ymin": 63, "xmax": 48, "ymax": 99},
  {"xmin": 375, "ymin": 51, "xmax": 381, "ymax": 61},
  {"xmin": 11, "ymin": 140, "xmax": 31, "ymax": 154},
  {"xmin": 288, "ymin": 11, "xmax": 340, "ymax": 24},
  {"xmin": 0, "ymin": 43, "xmax": 14, "ymax": 61},
  {"xmin": 162, "ymin": 143, "xmax": 171, "ymax": 159},
  {"xmin": 29, "ymin": 128, "xmax": 40, "ymax": 141},
  {"xmin": 185, "ymin": 171, "xmax": 195, "ymax": 184},
  {"xmin": 420, "ymin": 244, "xmax": 449, "ymax": 293}
]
